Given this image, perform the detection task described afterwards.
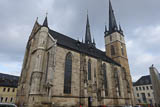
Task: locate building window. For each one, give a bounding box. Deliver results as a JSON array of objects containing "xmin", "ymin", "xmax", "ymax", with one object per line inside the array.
[
  {"xmin": 139, "ymin": 87, "xmax": 141, "ymax": 90},
  {"xmin": 148, "ymin": 93, "xmax": 150, "ymax": 97},
  {"xmin": 102, "ymin": 63, "xmax": 108, "ymax": 96},
  {"xmin": 136, "ymin": 87, "xmax": 138, "ymax": 91},
  {"xmin": 121, "ymin": 43, "xmax": 124, "ymax": 56},
  {"xmin": 64, "ymin": 52, "xmax": 72, "ymax": 94},
  {"xmin": 5, "ymin": 97, "xmax": 8, "ymax": 102},
  {"xmin": 143, "ymin": 86, "xmax": 145, "ymax": 90},
  {"xmin": 114, "ymin": 70, "xmax": 121, "ymax": 96},
  {"xmin": 88, "ymin": 59, "xmax": 91, "ymax": 80},
  {"xmin": 1, "ymin": 97, "xmax": 3, "ymax": 102},
  {"xmin": 146, "ymin": 86, "xmax": 149, "ymax": 90},
  {"xmin": 12, "ymin": 88, "xmax": 15, "ymax": 92},
  {"xmin": 110, "ymin": 35, "xmax": 112, "ymax": 41},
  {"xmin": 138, "ymin": 99, "xmax": 141, "ymax": 103},
  {"xmin": 150, "ymin": 86, "xmax": 152, "ymax": 89},
  {"xmin": 111, "ymin": 45, "xmax": 115, "ymax": 55},
  {"xmin": 149, "ymin": 99, "xmax": 152, "ymax": 104},
  {"xmin": 10, "ymin": 98, "xmax": 13, "ymax": 102},
  {"xmin": 7, "ymin": 88, "xmax": 10, "ymax": 92},
  {"xmin": 3, "ymin": 88, "xmax": 6, "ymax": 92},
  {"xmin": 137, "ymin": 93, "xmax": 139, "ymax": 97}
]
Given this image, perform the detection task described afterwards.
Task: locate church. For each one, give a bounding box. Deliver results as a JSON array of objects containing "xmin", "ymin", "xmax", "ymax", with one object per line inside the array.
[{"xmin": 16, "ymin": 0, "xmax": 135, "ymax": 107}]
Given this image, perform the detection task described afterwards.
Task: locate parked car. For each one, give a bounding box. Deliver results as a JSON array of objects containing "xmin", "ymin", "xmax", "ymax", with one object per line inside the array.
[{"xmin": 0, "ymin": 103, "xmax": 17, "ymax": 107}]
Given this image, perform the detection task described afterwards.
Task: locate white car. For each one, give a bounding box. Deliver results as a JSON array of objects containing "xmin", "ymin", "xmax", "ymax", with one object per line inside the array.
[{"xmin": 0, "ymin": 103, "xmax": 17, "ymax": 107}]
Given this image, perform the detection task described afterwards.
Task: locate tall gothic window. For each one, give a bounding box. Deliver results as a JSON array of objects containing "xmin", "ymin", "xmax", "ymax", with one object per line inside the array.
[
  {"xmin": 45, "ymin": 52, "xmax": 49, "ymax": 82},
  {"xmin": 111, "ymin": 45, "xmax": 115, "ymax": 55},
  {"xmin": 114, "ymin": 70, "xmax": 121, "ymax": 97},
  {"xmin": 88, "ymin": 59, "xmax": 91, "ymax": 80},
  {"xmin": 64, "ymin": 52, "xmax": 72, "ymax": 94},
  {"xmin": 102, "ymin": 63, "xmax": 108, "ymax": 96},
  {"xmin": 123, "ymin": 68, "xmax": 130, "ymax": 93}
]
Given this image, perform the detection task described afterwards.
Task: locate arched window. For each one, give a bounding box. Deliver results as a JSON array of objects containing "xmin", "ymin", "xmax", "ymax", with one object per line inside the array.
[
  {"xmin": 114, "ymin": 70, "xmax": 121, "ymax": 97},
  {"xmin": 102, "ymin": 63, "xmax": 108, "ymax": 96},
  {"xmin": 122, "ymin": 68, "xmax": 130, "ymax": 93},
  {"xmin": 64, "ymin": 52, "xmax": 72, "ymax": 94},
  {"xmin": 111, "ymin": 45, "xmax": 115, "ymax": 55},
  {"xmin": 88, "ymin": 59, "xmax": 91, "ymax": 80}
]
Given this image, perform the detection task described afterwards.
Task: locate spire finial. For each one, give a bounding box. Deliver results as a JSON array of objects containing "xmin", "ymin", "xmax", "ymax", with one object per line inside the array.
[
  {"xmin": 119, "ymin": 23, "xmax": 123, "ymax": 33},
  {"xmin": 43, "ymin": 13, "xmax": 48, "ymax": 27},
  {"xmin": 109, "ymin": 0, "xmax": 118, "ymax": 33},
  {"xmin": 36, "ymin": 17, "xmax": 38, "ymax": 21}
]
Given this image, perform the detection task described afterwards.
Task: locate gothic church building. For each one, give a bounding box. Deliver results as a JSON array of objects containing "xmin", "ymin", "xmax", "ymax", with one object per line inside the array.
[{"xmin": 16, "ymin": 1, "xmax": 135, "ymax": 107}]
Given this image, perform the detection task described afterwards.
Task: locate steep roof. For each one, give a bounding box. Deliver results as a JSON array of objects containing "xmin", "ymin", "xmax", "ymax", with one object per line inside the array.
[
  {"xmin": 49, "ymin": 29, "xmax": 120, "ymax": 66},
  {"xmin": 0, "ymin": 73, "xmax": 19, "ymax": 88},
  {"xmin": 133, "ymin": 75, "xmax": 152, "ymax": 86}
]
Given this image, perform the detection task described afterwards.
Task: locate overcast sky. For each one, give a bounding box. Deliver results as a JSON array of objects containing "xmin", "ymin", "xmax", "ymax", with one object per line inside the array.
[{"xmin": 0, "ymin": 0, "xmax": 160, "ymax": 82}]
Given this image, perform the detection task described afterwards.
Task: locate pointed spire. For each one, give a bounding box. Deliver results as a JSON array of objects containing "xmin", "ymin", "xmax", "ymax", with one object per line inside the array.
[
  {"xmin": 85, "ymin": 13, "xmax": 92, "ymax": 45},
  {"xmin": 43, "ymin": 12, "xmax": 48, "ymax": 27},
  {"xmin": 105, "ymin": 25, "xmax": 108, "ymax": 33},
  {"xmin": 93, "ymin": 38, "xmax": 95, "ymax": 44},
  {"xmin": 109, "ymin": 0, "xmax": 118, "ymax": 33},
  {"xmin": 93, "ymin": 37, "xmax": 96, "ymax": 47},
  {"xmin": 119, "ymin": 24, "xmax": 123, "ymax": 32},
  {"xmin": 105, "ymin": 25, "xmax": 107, "ymax": 32}
]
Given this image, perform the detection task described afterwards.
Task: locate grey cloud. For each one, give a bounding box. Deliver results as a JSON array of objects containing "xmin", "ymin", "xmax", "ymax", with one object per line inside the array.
[{"xmin": 0, "ymin": 0, "xmax": 160, "ymax": 81}]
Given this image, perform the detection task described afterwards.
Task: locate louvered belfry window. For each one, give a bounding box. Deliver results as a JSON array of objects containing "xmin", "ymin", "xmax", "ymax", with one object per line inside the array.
[
  {"xmin": 64, "ymin": 52, "xmax": 72, "ymax": 94},
  {"xmin": 111, "ymin": 45, "xmax": 115, "ymax": 55}
]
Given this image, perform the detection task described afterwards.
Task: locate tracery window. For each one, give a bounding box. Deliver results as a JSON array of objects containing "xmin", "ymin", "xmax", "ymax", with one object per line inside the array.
[
  {"xmin": 102, "ymin": 63, "xmax": 108, "ymax": 96},
  {"xmin": 64, "ymin": 52, "xmax": 72, "ymax": 94},
  {"xmin": 88, "ymin": 59, "xmax": 91, "ymax": 80},
  {"xmin": 111, "ymin": 45, "xmax": 115, "ymax": 55},
  {"xmin": 114, "ymin": 70, "xmax": 121, "ymax": 96}
]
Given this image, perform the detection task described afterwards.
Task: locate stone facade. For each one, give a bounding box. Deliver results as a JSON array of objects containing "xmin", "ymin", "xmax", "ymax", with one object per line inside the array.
[{"xmin": 16, "ymin": 22, "xmax": 134, "ymax": 107}]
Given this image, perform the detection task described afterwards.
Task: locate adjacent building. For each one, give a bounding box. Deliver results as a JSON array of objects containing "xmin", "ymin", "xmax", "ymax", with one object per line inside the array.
[
  {"xmin": 0, "ymin": 73, "xmax": 19, "ymax": 104},
  {"xmin": 16, "ymin": 0, "xmax": 135, "ymax": 107},
  {"xmin": 149, "ymin": 65, "xmax": 160, "ymax": 107},
  {"xmin": 133, "ymin": 75, "xmax": 155, "ymax": 106}
]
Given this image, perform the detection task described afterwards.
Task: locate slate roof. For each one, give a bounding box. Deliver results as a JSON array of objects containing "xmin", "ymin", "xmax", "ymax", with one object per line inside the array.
[
  {"xmin": 49, "ymin": 29, "xmax": 120, "ymax": 66},
  {"xmin": 133, "ymin": 75, "xmax": 152, "ymax": 86},
  {"xmin": 0, "ymin": 73, "xmax": 19, "ymax": 88}
]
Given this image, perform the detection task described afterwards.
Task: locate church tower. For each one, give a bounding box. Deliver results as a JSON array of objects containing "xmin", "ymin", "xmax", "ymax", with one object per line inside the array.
[{"xmin": 104, "ymin": 0, "xmax": 135, "ymax": 105}]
